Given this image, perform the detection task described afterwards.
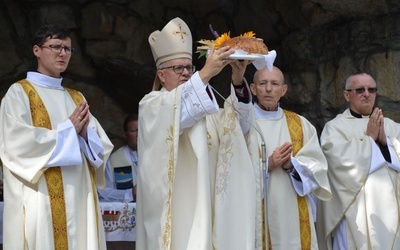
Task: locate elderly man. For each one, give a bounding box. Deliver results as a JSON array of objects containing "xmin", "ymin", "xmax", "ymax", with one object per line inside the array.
[
  {"xmin": 250, "ymin": 66, "xmax": 331, "ymax": 249},
  {"xmin": 319, "ymin": 72, "xmax": 400, "ymax": 249},
  {"xmin": 136, "ymin": 17, "xmax": 261, "ymax": 250}
]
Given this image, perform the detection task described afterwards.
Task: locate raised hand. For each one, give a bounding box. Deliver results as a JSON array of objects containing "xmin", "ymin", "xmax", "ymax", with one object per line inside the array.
[
  {"xmin": 198, "ymin": 46, "xmax": 235, "ymax": 83},
  {"xmin": 231, "ymin": 60, "xmax": 252, "ymax": 86}
]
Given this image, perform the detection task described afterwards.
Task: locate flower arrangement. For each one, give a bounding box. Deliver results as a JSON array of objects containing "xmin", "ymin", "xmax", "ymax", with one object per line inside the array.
[{"xmin": 196, "ymin": 25, "xmax": 256, "ymax": 58}]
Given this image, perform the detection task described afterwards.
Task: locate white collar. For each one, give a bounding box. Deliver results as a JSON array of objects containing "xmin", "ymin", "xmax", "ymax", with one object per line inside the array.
[
  {"xmin": 254, "ymin": 102, "xmax": 282, "ymax": 120},
  {"xmin": 26, "ymin": 72, "xmax": 64, "ymax": 90}
]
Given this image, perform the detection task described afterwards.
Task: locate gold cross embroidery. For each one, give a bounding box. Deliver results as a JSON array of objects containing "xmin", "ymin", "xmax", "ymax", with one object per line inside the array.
[
  {"xmin": 38, "ymin": 118, "xmax": 46, "ymax": 127},
  {"xmin": 173, "ymin": 23, "xmax": 188, "ymax": 43}
]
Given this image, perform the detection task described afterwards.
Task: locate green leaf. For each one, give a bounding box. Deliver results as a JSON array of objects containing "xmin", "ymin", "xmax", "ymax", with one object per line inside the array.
[{"xmin": 197, "ymin": 51, "xmax": 207, "ymax": 59}]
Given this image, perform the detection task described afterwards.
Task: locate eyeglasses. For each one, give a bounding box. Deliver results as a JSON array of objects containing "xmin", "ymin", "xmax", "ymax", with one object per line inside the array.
[
  {"xmin": 41, "ymin": 44, "xmax": 75, "ymax": 55},
  {"xmin": 345, "ymin": 87, "xmax": 377, "ymax": 94},
  {"xmin": 160, "ymin": 65, "xmax": 195, "ymax": 74}
]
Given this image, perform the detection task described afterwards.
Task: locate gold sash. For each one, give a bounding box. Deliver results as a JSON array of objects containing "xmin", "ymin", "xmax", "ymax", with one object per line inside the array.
[
  {"xmin": 262, "ymin": 110, "xmax": 311, "ymax": 249},
  {"xmin": 283, "ymin": 110, "xmax": 311, "ymax": 250},
  {"xmin": 18, "ymin": 80, "xmax": 100, "ymax": 249}
]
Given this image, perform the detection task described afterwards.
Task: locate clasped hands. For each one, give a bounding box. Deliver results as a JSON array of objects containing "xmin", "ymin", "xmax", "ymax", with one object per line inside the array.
[
  {"xmin": 70, "ymin": 101, "xmax": 90, "ymax": 141},
  {"xmin": 268, "ymin": 142, "xmax": 293, "ymax": 172},
  {"xmin": 366, "ymin": 107, "xmax": 386, "ymax": 146}
]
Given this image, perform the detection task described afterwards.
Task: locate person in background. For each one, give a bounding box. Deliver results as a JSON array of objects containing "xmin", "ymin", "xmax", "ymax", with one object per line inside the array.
[
  {"xmin": 98, "ymin": 114, "xmax": 138, "ymax": 202},
  {"xmin": 250, "ymin": 66, "xmax": 331, "ymax": 249},
  {"xmin": 318, "ymin": 72, "xmax": 400, "ymax": 250},
  {"xmin": 136, "ymin": 17, "xmax": 261, "ymax": 250},
  {"xmin": 0, "ymin": 24, "xmax": 113, "ymax": 250}
]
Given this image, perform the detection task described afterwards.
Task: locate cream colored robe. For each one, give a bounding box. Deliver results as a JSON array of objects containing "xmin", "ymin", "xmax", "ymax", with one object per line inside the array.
[
  {"xmin": 319, "ymin": 109, "xmax": 400, "ymax": 250},
  {"xmin": 255, "ymin": 106, "xmax": 331, "ymax": 250},
  {"xmin": 0, "ymin": 78, "xmax": 113, "ymax": 249},
  {"xmin": 136, "ymin": 79, "xmax": 260, "ymax": 250}
]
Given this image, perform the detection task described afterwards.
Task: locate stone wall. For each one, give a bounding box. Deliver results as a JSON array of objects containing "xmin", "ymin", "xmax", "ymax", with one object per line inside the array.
[{"xmin": 1, "ymin": 0, "xmax": 400, "ymax": 148}]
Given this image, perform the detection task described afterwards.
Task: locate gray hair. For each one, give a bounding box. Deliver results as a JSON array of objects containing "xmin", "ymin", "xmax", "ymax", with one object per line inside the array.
[{"xmin": 345, "ymin": 72, "xmax": 376, "ymax": 89}]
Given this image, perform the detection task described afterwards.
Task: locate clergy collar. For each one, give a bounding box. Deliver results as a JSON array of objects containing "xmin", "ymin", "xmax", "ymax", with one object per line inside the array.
[
  {"xmin": 349, "ymin": 108, "xmax": 370, "ymax": 119},
  {"xmin": 26, "ymin": 71, "xmax": 64, "ymax": 90},
  {"xmin": 254, "ymin": 102, "xmax": 282, "ymax": 120}
]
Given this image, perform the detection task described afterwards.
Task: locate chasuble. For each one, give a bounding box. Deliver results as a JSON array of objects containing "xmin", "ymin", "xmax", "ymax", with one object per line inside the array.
[
  {"xmin": 136, "ymin": 72, "xmax": 261, "ymax": 250},
  {"xmin": 0, "ymin": 75, "xmax": 113, "ymax": 250},
  {"xmin": 319, "ymin": 108, "xmax": 400, "ymax": 250}
]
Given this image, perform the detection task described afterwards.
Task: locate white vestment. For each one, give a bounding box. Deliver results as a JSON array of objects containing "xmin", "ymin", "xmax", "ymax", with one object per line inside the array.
[
  {"xmin": 98, "ymin": 145, "xmax": 137, "ymax": 202},
  {"xmin": 136, "ymin": 72, "xmax": 261, "ymax": 250},
  {"xmin": 319, "ymin": 108, "xmax": 400, "ymax": 250},
  {"xmin": 0, "ymin": 72, "xmax": 113, "ymax": 250},
  {"xmin": 254, "ymin": 104, "xmax": 331, "ymax": 250}
]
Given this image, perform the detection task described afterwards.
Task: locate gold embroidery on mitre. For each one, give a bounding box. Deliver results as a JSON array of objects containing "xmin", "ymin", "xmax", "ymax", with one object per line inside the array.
[
  {"xmin": 283, "ymin": 110, "xmax": 311, "ymax": 250},
  {"xmin": 173, "ymin": 23, "xmax": 188, "ymax": 43}
]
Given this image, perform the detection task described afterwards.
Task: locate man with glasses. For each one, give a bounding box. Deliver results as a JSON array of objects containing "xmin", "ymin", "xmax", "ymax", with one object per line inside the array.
[
  {"xmin": 136, "ymin": 17, "xmax": 261, "ymax": 250},
  {"xmin": 0, "ymin": 24, "xmax": 113, "ymax": 249},
  {"xmin": 318, "ymin": 72, "xmax": 400, "ymax": 249}
]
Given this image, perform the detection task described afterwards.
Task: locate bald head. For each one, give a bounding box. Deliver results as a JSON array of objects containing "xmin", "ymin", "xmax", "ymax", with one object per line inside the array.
[
  {"xmin": 250, "ymin": 66, "xmax": 287, "ymax": 111},
  {"xmin": 253, "ymin": 66, "xmax": 284, "ymax": 84}
]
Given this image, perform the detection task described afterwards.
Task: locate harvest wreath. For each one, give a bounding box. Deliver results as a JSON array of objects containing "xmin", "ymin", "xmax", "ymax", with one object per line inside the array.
[
  {"xmin": 196, "ymin": 30, "xmax": 268, "ymax": 58},
  {"xmin": 196, "ymin": 26, "xmax": 276, "ymax": 70}
]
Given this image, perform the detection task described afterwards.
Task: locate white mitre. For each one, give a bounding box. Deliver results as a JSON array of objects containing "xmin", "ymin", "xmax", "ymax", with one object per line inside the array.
[{"xmin": 149, "ymin": 17, "xmax": 193, "ymax": 90}]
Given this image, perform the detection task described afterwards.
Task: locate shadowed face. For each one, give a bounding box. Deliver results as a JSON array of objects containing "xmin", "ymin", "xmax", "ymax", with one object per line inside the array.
[{"xmin": 124, "ymin": 120, "xmax": 138, "ymax": 151}]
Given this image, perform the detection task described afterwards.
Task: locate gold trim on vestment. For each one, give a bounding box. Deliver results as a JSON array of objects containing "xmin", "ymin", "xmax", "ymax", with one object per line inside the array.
[
  {"xmin": 163, "ymin": 124, "xmax": 174, "ymax": 249},
  {"xmin": 65, "ymin": 87, "xmax": 102, "ymax": 247},
  {"xmin": 162, "ymin": 89, "xmax": 180, "ymax": 249},
  {"xmin": 283, "ymin": 110, "xmax": 311, "ymax": 250},
  {"xmin": 19, "ymin": 79, "xmax": 69, "ymax": 250},
  {"xmin": 215, "ymin": 106, "xmax": 236, "ymax": 199},
  {"xmin": 263, "ymin": 110, "xmax": 311, "ymax": 249},
  {"xmin": 19, "ymin": 80, "xmax": 102, "ymax": 249}
]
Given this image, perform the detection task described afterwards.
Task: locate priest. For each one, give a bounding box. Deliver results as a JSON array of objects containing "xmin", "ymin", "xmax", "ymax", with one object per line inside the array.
[
  {"xmin": 249, "ymin": 66, "xmax": 331, "ymax": 249},
  {"xmin": 0, "ymin": 24, "xmax": 113, "ymax": 249},
  {"xmin": 319, "ymin": 72, "xmax": 400, "ymax": 249}
]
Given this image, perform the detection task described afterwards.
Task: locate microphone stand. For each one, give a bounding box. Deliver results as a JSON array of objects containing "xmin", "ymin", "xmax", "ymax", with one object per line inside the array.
[{"xmin": 261, "ymin": 141, "xmax": 268, "ymax": 246}]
